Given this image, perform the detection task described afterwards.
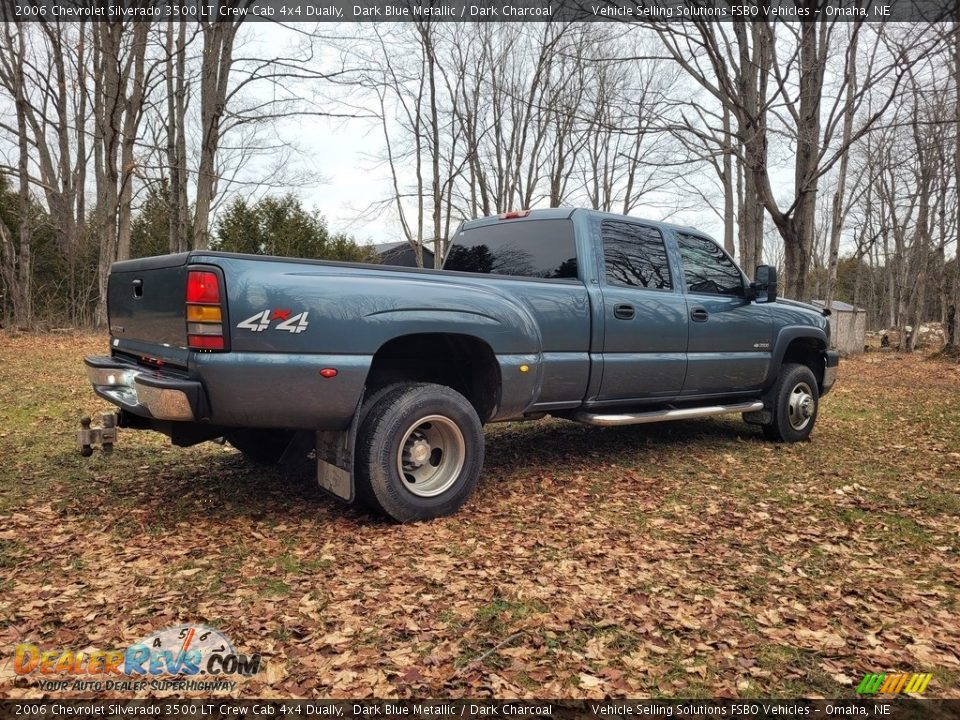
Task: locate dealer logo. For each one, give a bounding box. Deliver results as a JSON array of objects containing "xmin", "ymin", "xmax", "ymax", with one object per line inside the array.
[
  {"xmin": 12, "ymin": 623, "xmax": 261, "ymax": 691},
  {"xmin": 856, "ymin": 672, "xmax": 932, "ymax": 695}
]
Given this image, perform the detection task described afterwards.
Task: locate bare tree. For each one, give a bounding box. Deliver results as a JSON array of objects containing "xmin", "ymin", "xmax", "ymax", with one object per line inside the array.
[
  {"xmin": 91, "ymin": 22, "xmax": 153, "ymax": 325},
  {"xmin": 951, "ymin": 13, "xmax": 960, "ymax": 349},
  {"xmin": 578, "ymin": 29, "xmax": 682, "ymax": 219},
  {"xmin": 0, "ymin": 23, "xmax": 95, "ymax": 325},
  {"xmin": 823, "ymin": 26, "xmax": 860, "ymax": 310},
  {"xmin": 655, "ymin": 17, "xmax": 941, "ymax": 299},
  {"xmin": 654, "ymin": 21, "xmax": 773, "ymax": 282},
  {"xmin": 0, "ymin": 23, "xmax": 31, "ymax": 327},
  {"xmin": 166, "ymin": 19, "xmax": 191, "ymax": 254},
  {"xmin": 193, "ymin": 17, "xmax": 244, "ymax": 250}
]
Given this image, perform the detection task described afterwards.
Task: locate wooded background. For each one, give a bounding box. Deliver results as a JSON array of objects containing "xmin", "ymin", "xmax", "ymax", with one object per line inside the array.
[{"xmin": 0, "ymin": 13, "xmax": 958, "ymax": 353}]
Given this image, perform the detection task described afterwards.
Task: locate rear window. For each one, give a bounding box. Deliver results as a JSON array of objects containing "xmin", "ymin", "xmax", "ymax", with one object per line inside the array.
[{"xmin": 444, "ymin": 219, "xmax": 578, "ymax": 280}]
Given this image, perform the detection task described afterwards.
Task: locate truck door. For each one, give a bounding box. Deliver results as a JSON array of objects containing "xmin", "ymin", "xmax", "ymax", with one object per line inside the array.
[
  {"xmin": 597, "ymin": 220, "xmax": 688, "ymax": 401},
  {"xmin": 674, "ymin": 232, "xmax": 772, "ymax": 395}
]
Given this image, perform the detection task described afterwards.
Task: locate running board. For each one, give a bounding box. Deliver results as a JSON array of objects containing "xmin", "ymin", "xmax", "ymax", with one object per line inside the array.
[{"xmin": 575, "ymin": 401, "xmax": 764, "ymax": 427}]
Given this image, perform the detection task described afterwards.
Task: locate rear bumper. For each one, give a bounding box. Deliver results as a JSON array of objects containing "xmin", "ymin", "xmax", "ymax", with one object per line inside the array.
[
  {"xmin": 821, "ymin": 350, "xmax": 840, "ymax": 396},
  {"xmin": 85, "ymin": 356, "xmax": 206, "ymax": 422},
  {"xmin": 85, "ymin": 351, "xmax": 371, "ymax": 430}
]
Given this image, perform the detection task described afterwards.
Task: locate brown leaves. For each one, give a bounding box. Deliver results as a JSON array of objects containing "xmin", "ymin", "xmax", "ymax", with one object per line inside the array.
[{"xmin": 1, "ymin": 337, "xmax": 960, "ymax": 698}]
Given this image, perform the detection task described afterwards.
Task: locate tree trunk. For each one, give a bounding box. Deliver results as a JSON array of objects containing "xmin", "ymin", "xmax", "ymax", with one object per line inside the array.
[
  {"xmin": 166, "ymin": 20, "xmax": 180, "ymax": 255},
  {"xmin": 824, "ymin": 28, "xmax": 859, "ymax": 311},
  {"xmin": 16, "ymin": 124, "xmax": 31, "ymax": 329},
  {"xmin": 952, "ymin": 12, "xmax": 960, "ymax": 348},
  {"xmin": 734, "ymin": 23, "xmax": 770, "ymax": 277},
  {"xmin": 93, "ymin": 22, "xmax": 148, "ymax": 326},
  {"xmin": 163, "ymin": 19, "xmax": 190, "ymax": 254},
  {"xmin": 194, "ymin": 21, "xmax": 240, "ymax": 251},
  {"xmin": 0, "ymin": 26, "xmax": 33, "ymax": 328},
  {"xmin": 786, "ymin": 22, "xmax": 826, "ymax": 301},
  {"xmin": 93, "ymin": 23, "xmax": 122, "ymax": 327},
  {"xmin": 72, "ymin": 26, "xmax": 89, "ymax": 324},
  {"xmin": 116, "ymin": 24, "xmax": 148, "ymax": 264},
  {"xmin": 14, "ymin": 31, "xmax": 32, "ymax": 328},
  {"xmin": 176, "ymin": 20, "xmax": 190, "ymax": 253},
  {"xmin": 721, "ymin": 106, "xmax": 735, "ymax": 258},
  {"xmin": 418, "ymin": 23, "xmax": 444, "ymax": 269}
]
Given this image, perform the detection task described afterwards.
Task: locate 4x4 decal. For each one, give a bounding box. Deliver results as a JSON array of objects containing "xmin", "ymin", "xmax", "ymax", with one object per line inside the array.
[{"xmin": 237, "ymin": 309, "xmax": 309, "ymax": 333}]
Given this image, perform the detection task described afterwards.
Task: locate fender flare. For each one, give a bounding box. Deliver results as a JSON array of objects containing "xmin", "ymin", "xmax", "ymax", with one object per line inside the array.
[
  {"xmin": 361, "ymin": 288, "xmax": 545, "ymax": 417},
  {"xmin": 764, "ymin": 326, "xmax": 828, "ymax": 391}
]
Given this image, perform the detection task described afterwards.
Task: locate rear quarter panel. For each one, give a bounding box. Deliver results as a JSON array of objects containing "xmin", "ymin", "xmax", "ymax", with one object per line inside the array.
[{"xmin": 194, "ymin": 254, "xmax": 592, "ymax": 424}]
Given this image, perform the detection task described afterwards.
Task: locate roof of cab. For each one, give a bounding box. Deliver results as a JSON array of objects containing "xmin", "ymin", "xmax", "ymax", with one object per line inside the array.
[
  {"xmin": 460, "ymin": 207, "xmax": 576, "ymax": 230},
  {"xmin": 459, "ymin": 207, "xmax": 703, "ymax": 237}
]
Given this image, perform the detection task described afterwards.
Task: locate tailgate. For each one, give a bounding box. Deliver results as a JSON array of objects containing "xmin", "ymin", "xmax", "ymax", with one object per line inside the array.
[{"xmin": 108, "ymin": 253, "xmax": 191, "ymax": 364}]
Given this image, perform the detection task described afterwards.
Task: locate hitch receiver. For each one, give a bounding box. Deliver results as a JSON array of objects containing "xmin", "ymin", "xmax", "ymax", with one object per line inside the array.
[{"xmin": 78, "ymin": 412, "xmax": 118, "ymax": 456}]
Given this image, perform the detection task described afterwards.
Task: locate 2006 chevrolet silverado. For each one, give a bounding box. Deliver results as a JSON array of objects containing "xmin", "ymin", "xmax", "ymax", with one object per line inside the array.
[{"xmin": 83, "ymin": 208, "xmax": 839, "ymax": 521}]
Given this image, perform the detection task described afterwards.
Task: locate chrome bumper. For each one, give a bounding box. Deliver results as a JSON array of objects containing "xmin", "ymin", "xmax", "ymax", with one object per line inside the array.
[{"xmin": 85, "ymin": 357, "xmax": 200, "ymax": 422}]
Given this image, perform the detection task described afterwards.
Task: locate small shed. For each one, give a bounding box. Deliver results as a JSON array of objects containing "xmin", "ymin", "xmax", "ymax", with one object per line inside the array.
[{"xmin": 812, "ymin": 300, "xmax": 866, "ymax": 355}]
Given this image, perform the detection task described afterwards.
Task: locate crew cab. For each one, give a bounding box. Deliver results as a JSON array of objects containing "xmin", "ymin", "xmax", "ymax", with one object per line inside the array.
[{"xmin": 83, "ymin": 208, "xmax": 839, "ymax": 521}]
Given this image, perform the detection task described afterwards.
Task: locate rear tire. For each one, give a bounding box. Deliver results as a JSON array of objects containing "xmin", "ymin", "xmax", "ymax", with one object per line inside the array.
[
  {"xmin": 355, "ymin": 383, "xmax": 484, "ymax": 522},
  {"xmin": 761, "ymin": 363, "xmax": 820, "ymax": 443},
  {"xmin": 226, "ymin": 429, "xmax": 295, "ymax": 465}
]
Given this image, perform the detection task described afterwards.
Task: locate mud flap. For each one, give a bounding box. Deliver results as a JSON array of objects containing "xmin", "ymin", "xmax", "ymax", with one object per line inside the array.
[
  {"xmin": 315, "ymin": 399, "xmax": 363, "ymax": 504},
  {"xmin": 316, "ymin": 430, "xmax": 354, "ymax": 502}
]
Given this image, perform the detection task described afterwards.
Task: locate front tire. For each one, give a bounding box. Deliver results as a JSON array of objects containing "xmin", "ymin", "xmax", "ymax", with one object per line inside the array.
[
  {"xmin": 761, "ymin": 363, "xmax": 820, "ymax": 443},
  {"xmin": 355, "ymin": 383, "xmax": 484, "ymax": 522}
]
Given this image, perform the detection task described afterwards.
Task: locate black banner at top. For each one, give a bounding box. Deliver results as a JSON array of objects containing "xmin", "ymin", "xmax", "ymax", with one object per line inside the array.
[{"xmin": 1, "ymin": 0, "xmax": 958, "ymax": 22}]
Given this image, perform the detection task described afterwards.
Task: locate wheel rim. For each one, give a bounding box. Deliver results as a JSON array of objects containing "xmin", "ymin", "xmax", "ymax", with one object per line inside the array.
[
  {"xmin": 396, "ymin": 414, "xmax": 465, "ymax": 497},
  {"xmin": 787, "ymin": 381, "xmax": 816, "ymax": 431}
]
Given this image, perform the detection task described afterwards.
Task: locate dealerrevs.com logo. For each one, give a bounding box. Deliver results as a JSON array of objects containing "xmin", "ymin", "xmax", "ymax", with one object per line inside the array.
[{"xmin": 13, "ymin": 624, "xmax": 261, "ymax": 692}]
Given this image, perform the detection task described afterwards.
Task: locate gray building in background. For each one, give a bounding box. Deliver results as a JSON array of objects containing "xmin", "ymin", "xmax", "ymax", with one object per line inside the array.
[{"xmin": 813, "ymin": 300, "xmax": 866, "ymax": 355}]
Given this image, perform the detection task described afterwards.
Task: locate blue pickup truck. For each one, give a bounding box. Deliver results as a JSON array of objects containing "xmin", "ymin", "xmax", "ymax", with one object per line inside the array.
[{"xmin": 83, "ymin": 208, "xmax": 838, "ymax": 521}]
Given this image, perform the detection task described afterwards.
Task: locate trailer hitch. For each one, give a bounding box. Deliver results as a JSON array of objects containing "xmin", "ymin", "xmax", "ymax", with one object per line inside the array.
[{"xmin": 77, "ymin": 412, "xmax": 118, "ymax": 456}]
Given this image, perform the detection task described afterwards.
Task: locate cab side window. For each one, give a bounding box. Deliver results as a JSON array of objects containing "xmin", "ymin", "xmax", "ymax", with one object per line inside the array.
[
  {"xmin": 602, "ymin": 221, "xmax": 672, "ymax": 290},
  {"xmin": 676, "ymin": 233, "xmax": 744, "ymax": 296}
]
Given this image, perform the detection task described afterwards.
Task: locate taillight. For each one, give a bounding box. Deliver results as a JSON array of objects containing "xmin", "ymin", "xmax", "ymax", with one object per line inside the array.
[
  {"xmin": 186, "ymin": 269, "xmax": 226, "ymax": 351},
  {"xmin": 499, "ymin": 209, "xmax": 531, "ymax": 219},
  {"xmin": 186, "ymin": 271, "xmax": 220, "ymax": 304},
  {"xmin": 188, "ymin": 335, "xmax": 224, "ymax": 350}
]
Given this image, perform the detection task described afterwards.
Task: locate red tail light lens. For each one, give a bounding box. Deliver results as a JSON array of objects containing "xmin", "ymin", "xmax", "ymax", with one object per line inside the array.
[
  {"xmin": 187, "ymin": 335, "xmax": 225, "ymax": 350},
  {"xmin": 186, "ymin": 271, "xmax": 221, "ymax": 304},
  {"xmin": 186, "ymin": 269, "xmax": 226, "ymax": 352}
]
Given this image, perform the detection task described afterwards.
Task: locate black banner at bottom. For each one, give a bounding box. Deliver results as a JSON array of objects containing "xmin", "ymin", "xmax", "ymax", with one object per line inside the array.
[{"xmin": 1, "ymin": 700, "xmax": 959, "ymax": 720}]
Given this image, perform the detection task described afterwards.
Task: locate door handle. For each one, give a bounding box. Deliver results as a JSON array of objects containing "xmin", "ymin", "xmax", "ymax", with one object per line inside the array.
[
  {"xmin": 690, "ymin": 307, "xmax": 709, "ymax": 322},
  {"xmin": 614, "ymin": 303, "xmax": 635, "ymax": 320}
]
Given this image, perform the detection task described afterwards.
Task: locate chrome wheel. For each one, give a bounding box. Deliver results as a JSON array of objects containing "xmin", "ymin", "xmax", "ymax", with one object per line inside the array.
[
  {"xmin": 396, "ymin": 414, "xmax": 465, "ymax": 497},
  {"xmin": 787, "ymin": 381, "xmax": 816, "ymax": 431}
]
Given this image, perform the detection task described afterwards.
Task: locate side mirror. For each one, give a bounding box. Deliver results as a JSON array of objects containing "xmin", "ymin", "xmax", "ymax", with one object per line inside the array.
[{"xmin": 752, "ymin": 265, "xmax": 778, "ymax": 303}]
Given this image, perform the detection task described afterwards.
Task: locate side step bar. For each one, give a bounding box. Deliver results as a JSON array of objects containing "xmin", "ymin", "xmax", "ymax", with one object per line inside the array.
[{"xmin": 575, "ymin": 401, "xmax": 764, "ymax": 427}]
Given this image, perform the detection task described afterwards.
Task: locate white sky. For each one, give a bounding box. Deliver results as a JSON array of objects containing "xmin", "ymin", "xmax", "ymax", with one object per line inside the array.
[
  {"xmin": 236, "ymin": 21, "xmax": 733, "ymax": 247},
  {"xmin": 0, "ymin": 21, "xmax": 868, "ymax": 258}
]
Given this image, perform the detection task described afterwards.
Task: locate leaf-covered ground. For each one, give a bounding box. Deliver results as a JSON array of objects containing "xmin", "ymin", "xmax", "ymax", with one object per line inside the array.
[{"xmin": 1, "ymin": 332, "xmax": 958, "ymax": 699}]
